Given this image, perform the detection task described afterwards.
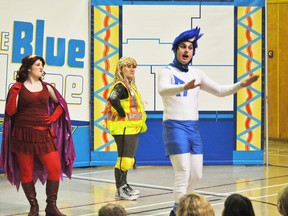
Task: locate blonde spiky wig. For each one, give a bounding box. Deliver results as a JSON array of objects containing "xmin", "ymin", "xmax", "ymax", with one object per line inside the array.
[{"xmin": 114, "ymin": 56, "xmax": 137, "ymax": 84}]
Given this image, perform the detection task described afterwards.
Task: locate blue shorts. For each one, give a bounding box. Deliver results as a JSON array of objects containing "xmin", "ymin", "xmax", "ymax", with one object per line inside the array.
[{"xmin": 162, "ymin": 120, "xmax": 203, "ymax": 156}]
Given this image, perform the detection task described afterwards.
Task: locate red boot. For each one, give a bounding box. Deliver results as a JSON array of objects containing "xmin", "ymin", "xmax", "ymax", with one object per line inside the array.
[
  {"xmin": 22, "ymin": 181, "xmax": 39, "ymax": 216},
  {"xmin": 45, "ymin": 180, "xmax": 66, "ymax": 216}
]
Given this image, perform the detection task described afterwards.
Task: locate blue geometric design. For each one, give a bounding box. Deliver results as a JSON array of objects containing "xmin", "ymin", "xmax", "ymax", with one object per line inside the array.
[
  {"xmin": 94, "ymin": 83, "xmax": 113, "ymax": 103},
  {"xmin": 123, "ymin": 38, "xmax": 171, "ymax": 45},
  {"xmin": 236, "ymin": 6, "xmax": 263, "ymax": 150},
  {"xmin": 93, "ymin": 5, "xmax": 118, "ymax": 106},
  {"xmin": 93, "ymin": 5, "xmax": 119, "ymax": 150},
  {"xmin": 94, "ymin": 114, "xmax": 110, "ymax": 134}
]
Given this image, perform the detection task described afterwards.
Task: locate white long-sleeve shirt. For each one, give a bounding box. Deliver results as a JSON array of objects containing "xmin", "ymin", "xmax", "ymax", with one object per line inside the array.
[{"xmin": 158, "ymin": 66, "xmax": 242, "ymax": 121}]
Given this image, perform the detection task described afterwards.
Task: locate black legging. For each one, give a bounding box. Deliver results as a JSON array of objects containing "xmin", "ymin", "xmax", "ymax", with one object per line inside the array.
[
  {"xmin": 113, "ymin": 134, "xmax": 139, "ymax": 188},
  {"xmin": 113, "ymin": 134, "xmax": 139, "ymax": 158}
]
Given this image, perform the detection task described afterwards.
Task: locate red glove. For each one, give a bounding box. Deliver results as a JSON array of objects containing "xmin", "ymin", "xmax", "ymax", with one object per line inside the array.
[
  {"xmin": 5, "ymin": 82, "xmax": 23, "ymax": 116},
  {"xmin": 44, "ymin": 104, "xmax": 63, "ymax": 124}
]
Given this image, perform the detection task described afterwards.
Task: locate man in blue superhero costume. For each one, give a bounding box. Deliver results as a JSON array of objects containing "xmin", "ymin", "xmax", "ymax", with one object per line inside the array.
[{"xmin": 158, "ymin": 27, "xmax": 259, "ymax": 216}]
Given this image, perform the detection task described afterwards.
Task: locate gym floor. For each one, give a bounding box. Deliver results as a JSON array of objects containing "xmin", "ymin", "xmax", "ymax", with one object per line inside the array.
[{"xmin": 0, "ymin": 140, "xmax": 287, "ymax": 216}]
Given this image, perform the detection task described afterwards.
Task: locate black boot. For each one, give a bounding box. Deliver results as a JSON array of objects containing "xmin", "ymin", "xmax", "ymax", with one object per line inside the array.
[
  {"xmin": 123, "ymin": 170, "xmax": 128, "ymax": 185},
  {"xmin": 45, "ymin": 180, "xmax": 66, "ymax": 216},
  {"xmin": 22, "ymin": 181, "xmax": 39, "ymax": 216},
  {"xmin": 169, "ymin": 210, "xmax": 176, "ymax": 216},
  {"xmin": 114, "ymin": 168, "xmax": 125, "ymax": 189}
]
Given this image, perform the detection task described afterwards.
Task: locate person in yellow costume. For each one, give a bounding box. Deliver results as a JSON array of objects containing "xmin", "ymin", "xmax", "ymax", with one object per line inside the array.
[{"xmin": 106, "ymin": 56, "xmax": 147, "ymax": 201}]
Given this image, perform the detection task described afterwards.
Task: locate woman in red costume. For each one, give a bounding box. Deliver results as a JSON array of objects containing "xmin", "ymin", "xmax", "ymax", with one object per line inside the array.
[{"xmin": 0, "ymin": 55, "xmax": 75, "ymax": 216}]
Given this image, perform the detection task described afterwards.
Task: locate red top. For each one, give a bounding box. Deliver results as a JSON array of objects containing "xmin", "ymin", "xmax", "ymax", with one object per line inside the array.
[{"xmin": 11, "ymin": 84, "xmax": 57, "ymax": 154}]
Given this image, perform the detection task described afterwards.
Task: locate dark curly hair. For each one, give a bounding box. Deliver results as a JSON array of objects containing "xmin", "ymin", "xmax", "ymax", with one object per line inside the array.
[
  {"xmin": 222, "ymin": 193, "xmax": 255, "ymax": 216},
  {"xmin": 16, "ymin": 55, "xmax": 45, "ymax": 82}
]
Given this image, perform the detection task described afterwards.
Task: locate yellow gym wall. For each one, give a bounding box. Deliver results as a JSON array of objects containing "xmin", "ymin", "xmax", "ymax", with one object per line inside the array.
[{"xmin": 267, "ymin": 0, "xmax": 288, "ymax": 140}]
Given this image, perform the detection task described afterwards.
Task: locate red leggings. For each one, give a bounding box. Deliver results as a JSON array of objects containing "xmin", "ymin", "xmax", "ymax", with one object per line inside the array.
[{"xmin": 16, "ymin": 151, "xmax": 61, "ymax": 183}]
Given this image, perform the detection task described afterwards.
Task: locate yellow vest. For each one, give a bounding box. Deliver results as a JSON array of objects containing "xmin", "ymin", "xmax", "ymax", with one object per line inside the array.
[{"xmin": 105, "ymin": 81, "xmax": 147, "ymax": 135}]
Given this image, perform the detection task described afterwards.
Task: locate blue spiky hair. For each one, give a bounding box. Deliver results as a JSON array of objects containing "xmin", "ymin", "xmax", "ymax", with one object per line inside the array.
[{"xmin": 172, "ymin": 27, "xmax": 203, "ymax": 56}]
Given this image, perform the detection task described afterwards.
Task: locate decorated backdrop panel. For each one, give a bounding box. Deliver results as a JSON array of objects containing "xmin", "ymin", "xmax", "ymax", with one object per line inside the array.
[{"xmin": 91, "ymin": 0, "xmax": 265, "ymax": 165}]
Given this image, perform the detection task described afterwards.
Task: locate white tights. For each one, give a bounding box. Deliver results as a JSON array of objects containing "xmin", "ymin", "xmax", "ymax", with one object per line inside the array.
[{"xmin": 170, "ymin": 153, "xmax": 203, "ymax": 203}]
